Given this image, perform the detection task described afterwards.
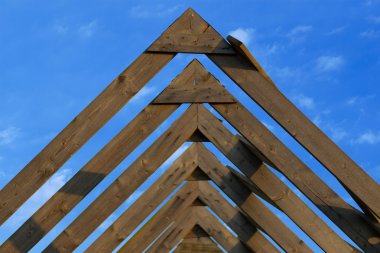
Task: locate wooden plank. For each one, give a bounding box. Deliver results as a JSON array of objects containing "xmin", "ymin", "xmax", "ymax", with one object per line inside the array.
[
  {"xmin": 196, "ymin": 144, "xmax": 312, "ymax": 252},
  {"xmin": 86, "ymin": 144, "xmax": 200, "ymax": 252},
  {"xmin": 197, "ymin": 181, "xmax": 281, "ymax": 253},
  {"xmin": 197, "ymin": 105, "xmax": 360, "ymax": 253},
  {"xmin": 174, "ymin": 236, "xmax": 223, "ymax": 253},
  {"xmin": 192, "ymin": 206, "xmax": 251, "ymax": 253},
  {"xmin": 0, "ymin": 52, "xmax": 175, "ymax": 225},
  {"xmin": 1, "ymin": 104, "xmax": 178, "ymax": 253},
  {"xmin": 145, "ymin": 209, "xmax": 198, "ymax": 253},
  {"xmin": 210, "ymin": 102, "xmax": 380, "ymax": 252},
  {"xmin": 147, "ymin": 206, "xmax": 251, "ymax": 253},
  {"xmin": 43, "ymin": 105, "xmax": 198, "ymax": 252},
  {"xmin": 119, "ymin": 182, "xmax": 200, "ymax": 253},
  {"xmin": 208, "ymin": 45, "xmax": 380, "ymax": 218},
  {"xmin": 152, "ymin": 59, "xmax": 235, "ymax": 104},
  {"xmin": 147, "ymin": 8, "xmax": 235, "ymax": 54}
]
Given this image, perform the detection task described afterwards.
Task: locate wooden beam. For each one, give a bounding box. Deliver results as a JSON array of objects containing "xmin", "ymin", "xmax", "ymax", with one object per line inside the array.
[
  {"xmin": 147, "ymin": 206, "xmax": 251, "ymax": 253},
  {"xmin": 1, "ymin": 104, "xmax": 178, "ymax": 253},
  {"xmin": 0, "ymin": 52, "xmax": 175, "ymax": 225},
  {"xmin": 197, "ymin": 104, "xmax": 361, "ymax": 253},
  {"xmin": 174, "ymin": 234, "xmax": 223, "ymax": 253},
  {"xmin": 196, "ymin": 144, "xmax": 312, "ymax": 253},
  {"xmin": 147, "ymin": 8, "xmax": 235, "ymax": 54},
  {"xmin": 43, "ymin": 105, "xmax": 198, "ymax": 252},
  {"xmin": 197, "ymin": 181, "xmax": 281, "ymax": 253},
  {"xmin": 85, "ymin": 144, "xmax": 200, "ymax": 252},
  {"xmin": 209, "ymin": 39, "xmax": 380, "ymax": 218},
  {"xmin": 210, "ymin": 102, "xmax": 380, "ymax": 252},
  {"xmin": 152, "ymin": 59, "xmax": 235, "ymax": 104},
  {"xmin": 118, "ymin": 182, "xmax": 200, "ymax": 253}
]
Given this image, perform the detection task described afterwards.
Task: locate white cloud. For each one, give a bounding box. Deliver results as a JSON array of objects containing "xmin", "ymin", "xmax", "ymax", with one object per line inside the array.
[
  {"xmin": 0, "ymin": 127, "xmax": 20, "ymax": 145},
  {"xmin": 130, "ymin": 86, "xmax": 157, "ymax": 104},
  {"xmin": 54, "ymin": 24, "xmax": 69, "ymax": 35},
  {"xmin": 369, "ymin": 16, "xmax": 380, "ymax": 24},
  {"xmin": 345, "ymin": 94, "xmax": 376, "ymax": 106},
  {"xmin": 315, "ymin": 56, "xmax": 345, "ymax": 72},
  {"xmin": 162, "ymin": 144, "xmax": 190, "ymax": 168},
  {"xmin": 2, "ymin": 168, "xmax": 72, "ymax": 229},
  {"xmin": 78, "ymin": 20, "xmax": 97, "ymax": 38},
  {"xmin": 229, "ymin": 28, "xmax": 255, "ymax": 46},
  {"xmin": 360, "ymin": 30, "xmax": 380, "ymax": 38},
  {"xmin": 129, "ymin": 5, "xmax": 182, "ymax": 18},
  {"xmin": 329, "ymin": 127, "xmax": 348, "ymax": 142},
  {"xmin": 287, "ymin": 25, "xmax": 312, "ymax": 44},
  {"xmin": 326, "ymin": 26, "xmax": 346, "ymax": 36},
  {"xmin": 354, "ymin": 131, "xmax": 380, "ymax": 144},
  {"xmin": 292, "ymin": 94, "xmax": 315, "ymax": 110}
]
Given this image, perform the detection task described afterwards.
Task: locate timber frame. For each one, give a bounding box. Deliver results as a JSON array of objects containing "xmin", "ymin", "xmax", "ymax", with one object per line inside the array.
[{"xmin": 1, "ymin": 8, "xmax": 379, "ymax": 253}]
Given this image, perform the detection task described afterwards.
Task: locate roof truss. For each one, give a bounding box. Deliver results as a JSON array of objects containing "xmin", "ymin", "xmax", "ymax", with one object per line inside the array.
[{"xmin": 1, "ymin": 7, "xmax": 379, "ymax": 253}]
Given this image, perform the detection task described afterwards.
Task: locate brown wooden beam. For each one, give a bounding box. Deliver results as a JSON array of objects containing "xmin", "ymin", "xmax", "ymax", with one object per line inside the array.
[
  {"xmin": 42, "ymin": 105, "xmax": 198, "ymax": 252},
  {"xmin": 1, "ymin": 104, "xmax": 178, "ymax": 253},
  {"xmin": 198, "ymin": 104, "xmax": 361, "ymax": 253},
  {"xmin": 85, "ymin": 144, "xmax": 200, "ymax": 252},
  {"xmin": 209, "ymin": 37, "xmax": 380, "ymax": 218},
  {"xmin": 0, "ymin": 52, "xmax": 175, "ymax": 225},
  {"xmin": 210, "ymin": 102, "xmax": 380, "ymax": 252}
]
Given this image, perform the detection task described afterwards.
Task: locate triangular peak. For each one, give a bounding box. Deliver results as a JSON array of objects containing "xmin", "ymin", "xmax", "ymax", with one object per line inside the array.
[
  {"xmin": 187, "ymin": 167, "xmax": 210, "ymax": 181},
  {"xmin": 185, "ymin": 225, "xmax": 211, "ymax": 238},
  {"xmin": 175, "ymin": 237, "xmax": 223, "ymax": 253},
  {"xmin": 153, "ymin": 59, "xmax": 235, "ymax": 104},
  {"xmin": 148, "ymin": 8, "xmax": 235, "ymax": 54}
]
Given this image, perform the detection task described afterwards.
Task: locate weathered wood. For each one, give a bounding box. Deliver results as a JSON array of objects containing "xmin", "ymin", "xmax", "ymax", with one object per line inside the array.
[
  {"xmin": 197, "ymin": 181, "xmax": 281, "ymax": 253},
  {"xmin": 209, "ymin": 40, "xmax": 380, "ymax": 218},
  {"xmin": 0, "ymin": 52, "xmax": 175, "ymax": 225},
  {"xmin": 147, "ymin": 8, "xmax": 235, "ymax": 54},
  {"xmin": 86, "ymin": 144, "xmax": 200, "ymax": 252},
  {"xmin": 197, "ymin": 104, "xmax": 360, "ymax": 253},
  {"xmin": 43, "ymin": 105, "xmax": 198, "ymax": 252},
  {"xmin": 210, "ymin": 102, "xmax": 380, "ymax": 252},
  {"xmin": 196, "ymin": 144, "xmax": 312, "ymax": 252},
  {"xmin": 1, "ymin": 105, "xmax": 178, "ymax": 253},
  {"xmin": 174, "ymin": 235, "xmax": 223, "ymax": 253},
  {"xmin": 147, "ymin": 206, "xmax": 251, "ymax": 253},
  {"xmin": 119, "ymin": 182, "xmax": 200, "ymax": 253},
  {"xmin": 153, "ymin": 59, "xmax": 235, "ymax": 104},
  {"xmin": 144, "ymin": 209, "xmax": 198, "ymax": 253}
]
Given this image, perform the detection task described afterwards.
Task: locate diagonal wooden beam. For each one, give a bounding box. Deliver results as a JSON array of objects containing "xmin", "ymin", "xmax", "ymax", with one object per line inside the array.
[
  {"xmin": 42, "ymin": 104, "xmax": 198, "ymax": 252},
  {"xmin": 147, "ymin": 8, "xmax": 235, "ymax": 55},
  {"xmin": 1, "ymin": 104, "xmax": 178, "ymax": 253},
  {"xmin": 146, "ymin": 206, "xmax": 251, "ymax": 253},
  {"xmin": 111, "ymin": 150, "xmax": 277, "ymax": 253},
  {"xmin": 118, "ymin": 182, "xmax": 201, "ymax": 252},
  {"xmin": 197, "ymin": 104, "xmax": 362, "ymax": 253},
  {"xmin": 209, "ymin": 35, "xmax": 380, "ymax": 218},
  {"xmin": 152, "ymin": 59, "xmax": 236, "ymax": 104},
  {"xmin": 210, "ymin": 102, "xmax": 380, "ymax": 252},
  {"xmin": 174, "ymin": 232, "xmax": 224, "ymax": 253},
  {"xmin": 197, "ymin": 181, "xmax": 281, "ymax": 253},
  {"xmin": 85, "ymin": 143, "xmax": 200, "ymax": 252},
  {"xmin": 0, "ymin": 52, "xmax": 176, "ymax": 225},
  {"xmin": 196, "ymin": 143, "xmax": 312, "ymax": 253}
]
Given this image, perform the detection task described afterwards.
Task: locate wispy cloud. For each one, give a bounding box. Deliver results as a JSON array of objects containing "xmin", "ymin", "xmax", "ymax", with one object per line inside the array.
[
  {"xmin": 326, "ymin": 26, "xmax": 346, "ymax": 36},
  {"xmin": 345, "ymin": 94, "xmax": 376, "ymax": 106},
  {"xmin": 315, "ymin": 56, "xmax": 345, "ymax": 72},
  {"xmin": 3, "ymin": 168, "xmax": 72, "ymax": 229},
  {"xmin": 54, "ymin": 24, "xmax": 69, "ymax": 35},
  {"xmin": 229, "ymin": 28, "xmax": 255, "ymax": 46},
  {"xmin": 353, "ymin": 131, "xmax": 380, "ymax": 144},
  {"xmin": 0, "ymin": 127, "xmax": 20, "ymax": 145},
  {"xmin": 360, "ymin": 29, "xmax": 380, "ymax": 38},
  {"xmin": 130, "ymin": 86, "xmax": 157, "ymax": 104},
  {"xmin": 292, "ymin": 94, "xmax": 315, "ymax": 110},
  {"xmin": 287, "ymin": 25, "xmax": 312, "ymax": 44},
  {"xmin": 129, "ymin": 5, "xmax": 182, "ymax": 18},
  {"xmin": 368, "ymin": 16, "xmax": 380, "ymax": 24},
  {"xmin": 78, "ymin": 20, "xmax": 97, "ymax": 38}
]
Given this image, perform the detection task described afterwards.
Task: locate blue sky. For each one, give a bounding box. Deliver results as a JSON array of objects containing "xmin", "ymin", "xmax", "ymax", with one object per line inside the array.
[{"xmin": 0, "ymin": 0, "xmax": 380, "ymax": 252}]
